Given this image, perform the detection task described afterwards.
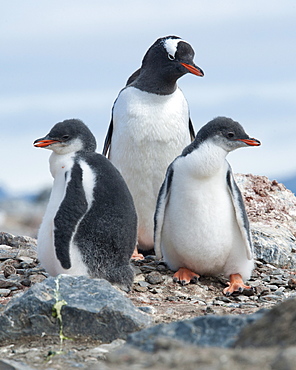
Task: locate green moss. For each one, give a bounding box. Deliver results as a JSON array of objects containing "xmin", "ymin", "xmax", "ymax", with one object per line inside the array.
[{"xmin": 52, "ymin": 276, "xmax": 72, "ymax": 349}]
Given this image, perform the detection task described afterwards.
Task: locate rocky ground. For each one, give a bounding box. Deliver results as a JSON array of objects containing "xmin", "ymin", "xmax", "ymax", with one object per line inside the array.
[{"xmin": 1, "ymin": 231, "xmax": 296, "ymax": 369}]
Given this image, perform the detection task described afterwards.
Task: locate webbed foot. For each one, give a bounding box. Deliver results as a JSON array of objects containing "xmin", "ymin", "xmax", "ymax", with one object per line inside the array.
[
  {"xmin": 223, "ymin": 273, "xmax": 252, "ymax": 296},
  {"xmin": 173, "ymin": 268, "xmax": 200, "ymax": 286}
]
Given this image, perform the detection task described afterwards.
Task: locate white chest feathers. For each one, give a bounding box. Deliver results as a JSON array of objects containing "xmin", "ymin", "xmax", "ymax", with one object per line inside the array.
[
  {"xmin": 159, "ymin": 141, "xmax": 253, "ymax": 280},
  {"xmin": 109, "ymin": 86, "xmax": 192, "ymax": 248},
  {"xmin": 111, "ymin": 86, "xmax": 190, "ymax": 144},
  {"xmin": 37, "ymin": 152, "xmax": 92, "ymax": 277}
]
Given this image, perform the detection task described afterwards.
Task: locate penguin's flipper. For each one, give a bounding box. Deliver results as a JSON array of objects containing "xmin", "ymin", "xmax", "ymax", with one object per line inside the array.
[
  {"xmin": 154, "ymin": 162, "xmax": 176, "ymax": 259},
  {"xmin": 54, "ymin": 162, "xmax": 88, "ymax": 269},
  {"xmin": 126, "ymin": 68, "xmax": 141, "ymax": 86},
  {"xmin": 102, "ymin": 119, "xmax": 113, "ymax": 157},
  {"xmin": 226, "ymin": 165, "xmax": 253, "ymax": 260},
  {"xmin": 173, "ymin": 267, "xmax": 200, "ymax": 286},
  {"xmin": 188, "ymin": 117, "xmax": 195, "ymax": 141},
  {"xmin": 223, "ymin": 273, "xmax": 253, "ymax": 296}
]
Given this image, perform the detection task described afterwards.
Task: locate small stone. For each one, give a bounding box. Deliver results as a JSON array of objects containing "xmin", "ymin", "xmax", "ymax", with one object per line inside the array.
[
  {"xmin": 249, "ymin": 280, "xmax": 261, "ymax": 287},
  {"xmin": 262, "ymin": 276, "xmax": 271, "ymax": 282},
  {"xmin": 145, "ymin": 271, "xmax": 163, "ymax": 285},
  {"xmin": 0, "ymin": 289, "xmax": 11, "ymax": 297},
  {"xmin": 259, "ymin": 294, "xmax": 281, "ymax": 302},
  {"xmin": 215, "ymin": 296, "xmax": 231, "ymax": 303},
  {"xmin": 20, "ymin": 278, "xmax": 31, "ymax": 287},
  {"xmin": 138, "ymin": 306, "xmax": 156, "ymax": 315},
  {"xmin": 256, "ymin": 286, "xmax": 271, "ymax": 296},
  {"xmin": 235, "ymin": 296, "xmax": 249, "ymax": 302},
  {"xmin": 138, "ymin": 281, "xmax": 149, "ymax": 288},
  {"xmin": 134, "ymin": 286, "xmax": 148, "ymax": 293},
  {"xmin": 132, "ymin": 266, "xmax": 142, "ymax": 275},
  {"xmin": 149, "ymin": 287, "xmax": 162, "ymax": 294},
  {"xmin": 166, "ymin": 296, "xmax": 178, "ymax": 302},
  {"xmin": 144, "ymin": 255, "xmax": 156, "ymax": 261},
  {"xmin": 269, "ymin": 278, "xmax": 287, "ymax": 286},
  {"xmin": 239, "ymin": 302, "xmax": 259, "ymax": 308},
  {"xmin": 29, "ymin": 275, "xmax": 46, "ymax": 284},
  {"xmin": 266, "ymin": 285, "xmax": 279, "ymax": 291},
  {"xmin": 3, "ymin": 265, "xmax": 16, "ymax": 278},
  {"xmin": 265, "ymin": 264, "xmax": 277, "ymax": 270},
  {"xmin": 133, "ymin": 274, "xmax": 145, "ymax": 283},
  {"xmin": 288, "ymin": 278, "xmax": 296, "ymax": 289},
  {"xmin": 0, "ymin": 249, "xmax": 17, "ymax": 260},
  {"xmin": 156, "ymin": 264, "xmax": 166, "ymax": 271},
  {"xmin": 140, "ymin": 265, "xmax": 157, "ymax": 272},
  {"xmin": 0, "ymin": 279, "xmax": 18, "ymax": 289},
  {"xmin": 274, "ymin": 290, "xmax": 285, "ymax": 296},
  {"xmin": 270, "ymin": 269, "xmax": 284, "ymax": 275},
  {"xmin": 213, "ymin": 300, "xmax": 227, "ymax": 306}
]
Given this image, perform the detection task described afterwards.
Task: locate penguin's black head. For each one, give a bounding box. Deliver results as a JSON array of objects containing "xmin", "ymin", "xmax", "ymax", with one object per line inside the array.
[
  {"xmin": 33, "ymin": 119, "xmax": 97, "ymax": 154},
  {"xmin": 197, "ymin": 117, "xmax": 261, "ymax": 152},
  {"xmin": 130, "ymin": 36, "xmax": 204, "ymax": 94},
  {"xmin": 182, "ymin": 117, "xmax": 260, "ymax": 156}
]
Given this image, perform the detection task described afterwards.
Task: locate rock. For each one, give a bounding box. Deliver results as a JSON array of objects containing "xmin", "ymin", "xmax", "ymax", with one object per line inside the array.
[
  {"xmin": 125, "ymin": 310, "xmax": 265, "ymax": 352},
  {"xmin": 0, "ymin": 359, "xmax": 34, "ymax": 370},
  {"xmin": 0, "ymin": 289, "xmax": 11, "ymax": 297},
  {"xmin": 107, "ymin": 339, "xmax": 280, "ymax": 370},
  {"xmin": 235, "ymin": 174, "xmax": 296, "ymax": 268},
  {"xmin": 146, "ymin": 271, "xmax": 163, "ymax": 285},
  {"xmin": 236, "ymin": 298, "xmax": 296, "ymax": 347},
  {"xmin": 271, "ymin": 347, "xmax": 296, "ymax": 370},
  {"xmin": 0, "ymin": 275, "xmax": 152, "ymax": 343}
]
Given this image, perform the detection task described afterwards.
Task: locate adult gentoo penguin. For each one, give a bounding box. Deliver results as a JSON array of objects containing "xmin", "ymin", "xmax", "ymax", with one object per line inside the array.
[
  {"xmin": 102, "ymin": 35, "xmax": 204, "ymax": 258},
  {"xmin": 34, "ymin": 119, "xmax": 137, "ymax": 290},
  {"xmin": 154, "ymin": 117, "xmax": 261, "ymax": 295}
]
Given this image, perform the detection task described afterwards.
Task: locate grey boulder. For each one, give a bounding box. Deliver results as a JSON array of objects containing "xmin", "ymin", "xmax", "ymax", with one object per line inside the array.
[
  {"xmin": 125, "ymin": 310, "xmax": 265, "ymax": 352},
  {"xmin": 0, "ymin": 275, "xmax": 151, "ymax": 343}
]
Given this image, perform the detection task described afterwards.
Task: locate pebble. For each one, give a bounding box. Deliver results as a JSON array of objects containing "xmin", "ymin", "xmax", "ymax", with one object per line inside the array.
[
  {"xmin": 145, "ymin": 271, "xmax": 163, "ymax": 285},
  {"xmin": 266, "ymin": 285, "xmax": 280, "ymax": 291},
  {"xmin": 138, "ymin": 281, "xmax": 150, "ymax": 288},
  {"xmin": 138, "ymin": 306, "xmax": 156, "ymax": 315},
  {"xmin": 0, "ymin": 289, "xmax": 10, "ymax": 297}
]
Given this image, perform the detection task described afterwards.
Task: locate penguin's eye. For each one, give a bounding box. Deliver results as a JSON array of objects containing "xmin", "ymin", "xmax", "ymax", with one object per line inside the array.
[
  {"xmin": 168, "ymin": 53, "xmax": 175, "ymax": 60},
  {"xmin": 62, "ymin": 135, "xmax": 70, "ymax": 141},
  {"xmin": 227, "ymin": 132, "xmax": 235, "ymax": 139}
]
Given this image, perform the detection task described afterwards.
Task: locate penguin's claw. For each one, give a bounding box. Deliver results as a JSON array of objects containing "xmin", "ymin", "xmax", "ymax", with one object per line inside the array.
[
  {"xmin": 131, "ymin": 247, "xmax": 144, "ymax": 261},
  {"xmin": 173, "ymin": 268, "xmax": 200, "ymax": 285},
  {"xmin": 223, "ymin": 273, "xmax": 251, "ymax": 296}
]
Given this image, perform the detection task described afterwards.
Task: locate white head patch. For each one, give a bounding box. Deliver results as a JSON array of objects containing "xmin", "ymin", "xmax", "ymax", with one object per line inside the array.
[{"xmin": 163, "ymin": 38, "xmax": 187, "ymax": 58}]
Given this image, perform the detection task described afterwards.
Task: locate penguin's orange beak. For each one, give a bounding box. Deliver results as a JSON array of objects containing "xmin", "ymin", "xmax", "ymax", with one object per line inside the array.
[
  {"xmin": 180, "ymin": 63, "xmax": 204, "ymax": 77},
  {"xmin": 33, "ymin": 139, "xmax": 60, "ymax": 148},
  {"xmin": 237, "ymin": 138, "xmax": 261, "ymax": 147}
]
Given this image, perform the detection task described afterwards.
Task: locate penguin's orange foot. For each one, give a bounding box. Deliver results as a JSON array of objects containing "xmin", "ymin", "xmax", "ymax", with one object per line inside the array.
[
  {"xmin": 223, "ymin": 273, "xmax": 252, "ymax": 296},
  {"xmin": 173, "ymin": 268, "xmax": 200, "ymax": 286},
  {"xmin": 131, "ymin": 246, "xmax": 144, "ymax": 261}
]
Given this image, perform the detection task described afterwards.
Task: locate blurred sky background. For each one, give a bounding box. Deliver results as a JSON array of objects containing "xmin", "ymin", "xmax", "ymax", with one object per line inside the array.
[{"xmin": 1, "ymin": 0, "xmax": 296, "ymax": 196}]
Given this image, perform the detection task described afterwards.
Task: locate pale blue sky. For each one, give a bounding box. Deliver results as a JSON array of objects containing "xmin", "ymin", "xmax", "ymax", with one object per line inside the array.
[{"xmin": 1, "ymin": 0, "xmax": 296, "ymax": 194}]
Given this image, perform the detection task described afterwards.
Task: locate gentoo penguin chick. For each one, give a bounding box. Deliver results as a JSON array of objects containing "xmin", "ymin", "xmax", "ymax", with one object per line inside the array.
[
  {"xmin": 154, "ymin": 117, "xmax": 261, "ymax": 295},
  {"xmin": 102, "ymin": 35, "xmax": 204, "ymax": 259},
  {"xmin": 34, "ymin": 119, "xmax": 137, "ymax": 290}
]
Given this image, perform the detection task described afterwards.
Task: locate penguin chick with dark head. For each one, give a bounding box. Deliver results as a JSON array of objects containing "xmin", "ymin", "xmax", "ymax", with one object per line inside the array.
[
  {"xmin": 34, "ymin": 119, "xmax": 137, "ymax": 291},
  {"xmin": 154, "ymin": 117, "xmax": 261, "ymax": 296},
  {"xmin": 102, "ymin": 36, "xmax": 204, "ymax": 259}
]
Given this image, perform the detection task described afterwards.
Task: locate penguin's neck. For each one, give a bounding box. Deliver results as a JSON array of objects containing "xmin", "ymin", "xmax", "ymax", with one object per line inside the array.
[
  {"xmin": 132, "ymin": 70, "xmax": 178, "ymax": 95},
  {"xmin": 181, "ymin": 141, "xmax": 229, "ymax": 179},
  {"xmin": 49, "ymin": 151, "xmax": 76, "ymax": 178}
]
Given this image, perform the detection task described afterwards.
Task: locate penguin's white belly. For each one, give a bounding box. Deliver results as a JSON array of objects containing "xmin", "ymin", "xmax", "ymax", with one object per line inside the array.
[
  {"xmin": 161, "ymin": 176, "xmax": 248, "ymax": 278},
  {"xmin": 110, "ymin": 87, "xmax": 191, "ymax": 248},
  {"xmin": 37, "ymin": 155, "xmax": 88, "ymax": 276}
]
